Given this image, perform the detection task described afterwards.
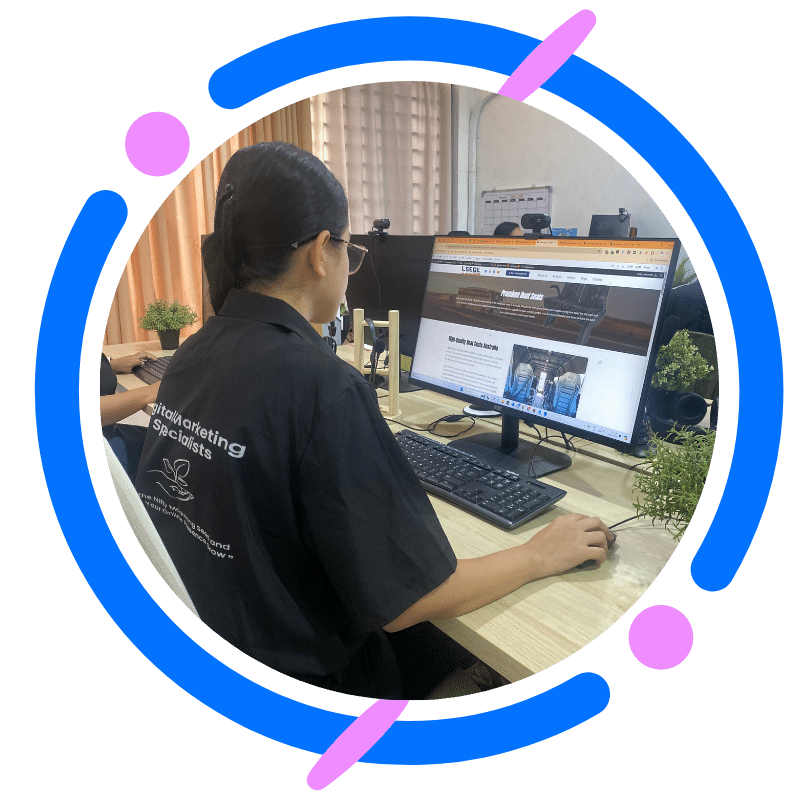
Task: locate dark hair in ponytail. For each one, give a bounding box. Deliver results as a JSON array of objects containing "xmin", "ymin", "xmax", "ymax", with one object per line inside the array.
[{"xmin": 202, "ymin": 141, "xmax": 349, "ymax": 313}]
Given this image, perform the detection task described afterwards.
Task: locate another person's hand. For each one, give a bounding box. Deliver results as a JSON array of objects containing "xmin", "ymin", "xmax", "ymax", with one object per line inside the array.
[
  {"xmin": 99, "ymin": 380, "xmax": 161, "ymax": 428},
  {"xmin": 110, "ymin": 351, "xmax": 157, "ymax": 373},
  {"xmin": 524, "ymin": 513, "xmax": 615, "ymax": 576},
  {"xmin": 145, "ymin": 380, "xmax": 161, "ymax": 405}
]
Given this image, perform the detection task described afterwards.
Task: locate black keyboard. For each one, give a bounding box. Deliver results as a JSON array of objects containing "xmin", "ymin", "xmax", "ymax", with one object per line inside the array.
[
  {"xmin": 395, "ymin": 430, "xmax": 567, "ymax": 530},
  {"xmin": 132, "ymin": 356, "xmax": 172, "ymax": 385}
]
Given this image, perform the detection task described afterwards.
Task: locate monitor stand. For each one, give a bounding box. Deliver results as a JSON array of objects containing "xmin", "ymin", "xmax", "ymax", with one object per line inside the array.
[
  {"xmin": 447, "ymin": 414, "xmax": 572, "ymax": 479},
  {"xmin": 464, "ymin": 400, "xmax": 501, "ymax": 417}
]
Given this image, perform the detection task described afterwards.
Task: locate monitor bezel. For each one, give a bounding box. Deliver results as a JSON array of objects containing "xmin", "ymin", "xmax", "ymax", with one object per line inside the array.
[{"xmin": 408, "ymin": 234, "xmax": 682, "ymax": 455}]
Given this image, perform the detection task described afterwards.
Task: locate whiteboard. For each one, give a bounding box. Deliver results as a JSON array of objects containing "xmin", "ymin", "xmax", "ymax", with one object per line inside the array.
[{"xmin": 480, "ymin": 186, "xmax": 553, "ymax": 235}]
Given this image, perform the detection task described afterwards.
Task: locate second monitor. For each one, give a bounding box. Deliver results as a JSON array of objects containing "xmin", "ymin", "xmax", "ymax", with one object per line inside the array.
[{"xmin": 346, "ymin": 234, "xmax": 435, "ymax": 359}]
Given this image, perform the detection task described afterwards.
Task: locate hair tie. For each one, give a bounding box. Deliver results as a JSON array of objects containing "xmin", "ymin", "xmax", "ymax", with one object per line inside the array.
[{"xmin": 219, "ymin": 184, "xmax": 239, "ymax": 272}]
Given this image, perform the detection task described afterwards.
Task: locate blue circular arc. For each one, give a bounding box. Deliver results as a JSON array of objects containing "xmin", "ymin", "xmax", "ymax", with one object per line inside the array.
[
  {"xmin": 36, "ymin": 15, "xmax": 781, "ymax": 766},
  {"xmin": 209, "ymin": 16, "xmax": 782, "ymax": 591},
  {"xmin": 35, "ymin": 191, "xmax": 610, "ymax": 763}
]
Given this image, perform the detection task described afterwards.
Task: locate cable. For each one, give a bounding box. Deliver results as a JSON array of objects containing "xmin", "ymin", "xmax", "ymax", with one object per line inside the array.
[
  {"xmin": 390, "ymin": 413, "xmax": 476, "ymax": 438},
  {"xmin": 367, "ymin": 231, "xmax": 382, "ymax": 313},
  {"xmin": 427, "ymin": 414, "xmax": 476, "ymax": 438},
  {"xmin": 609, "ymin": 513, "xmax": 642, "ymax": 530},
  {"xmin": 524, "ymin": 429, "xmax": 546, "ymax": 478}
]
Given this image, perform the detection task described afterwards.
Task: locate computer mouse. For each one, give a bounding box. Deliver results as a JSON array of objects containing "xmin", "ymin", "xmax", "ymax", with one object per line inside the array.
[{"xmin": 576, "ymin": 535, "xmax": 616, "ymax": 569}]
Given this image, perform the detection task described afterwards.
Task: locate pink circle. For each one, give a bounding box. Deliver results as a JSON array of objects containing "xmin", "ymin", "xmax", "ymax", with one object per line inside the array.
[
  {"xmin": 629, "ymin": 605, "xmax": 693, "ymax": 669},
  {"xmin": 125, "ymin": 112, "xmax": 190, "ymax": 176}
]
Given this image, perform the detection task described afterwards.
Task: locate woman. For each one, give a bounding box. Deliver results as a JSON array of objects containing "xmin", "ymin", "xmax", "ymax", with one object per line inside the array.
[
  {"xmin": 134, "ymin": 142, "xmax": 613, "ymax": 699},
  {"xmin": 101, "ymin": 352, "xmax": 160, "ymax": 425},
  {"xmin": 101, "ymin": 351, "xmax": 160, "ymax": 480}
]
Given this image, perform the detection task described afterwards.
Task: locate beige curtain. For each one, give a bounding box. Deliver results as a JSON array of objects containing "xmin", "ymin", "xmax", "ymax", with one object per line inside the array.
[
  {"xmin": 309, "ymin": 82, "xmax": 451, "ymax": 236},
  {"xmin": 105, "ymin": 101, "xmax": 313, "ymax": 345}
]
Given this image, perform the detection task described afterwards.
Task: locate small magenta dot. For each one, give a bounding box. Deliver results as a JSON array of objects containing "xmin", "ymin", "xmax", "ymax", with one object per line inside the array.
[
  {"xmin": 629, "ymin": 605, "xmax": 693, "ymax": 669},
  {"xmin": 125, "ymin": 112, "xmax": 190, "ymax": 176}
]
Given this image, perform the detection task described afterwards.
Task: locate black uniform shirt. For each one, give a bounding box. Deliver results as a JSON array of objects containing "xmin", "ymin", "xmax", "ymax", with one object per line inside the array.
[
  {"xmin": 134, "ymin": 291, "xmax": 456, "ymax": 698},
  {"xmin": 100, "ymin": 354, "xmax": 117, "ymax": 396}
]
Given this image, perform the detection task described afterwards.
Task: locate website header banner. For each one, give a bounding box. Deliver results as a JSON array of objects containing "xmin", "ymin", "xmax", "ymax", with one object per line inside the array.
[{"xmin": 434, "ymin": 236, "xmax": 676, "ymax": 267}]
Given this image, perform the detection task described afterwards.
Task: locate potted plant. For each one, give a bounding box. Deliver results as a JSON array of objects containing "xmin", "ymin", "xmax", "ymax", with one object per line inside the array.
[
  {"xmin": 140, "ymin": 299, "xmax": 199, "ymax": 351},
  {"xmin": 647, "ymin": 329, "xmax": 713, "ymax": 436},
  {"xmin": 672, "ymin": 255, "xmax": 695, "ymax": 287},
  {"xmin": 633, "ymin": 425, "xmax": 716, "ymax": 540}
]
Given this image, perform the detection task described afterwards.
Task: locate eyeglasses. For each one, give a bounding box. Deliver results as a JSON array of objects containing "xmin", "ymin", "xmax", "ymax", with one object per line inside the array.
[{"xmin": 290, "ymin": 234, "xmax": 368, "ymax": 275}]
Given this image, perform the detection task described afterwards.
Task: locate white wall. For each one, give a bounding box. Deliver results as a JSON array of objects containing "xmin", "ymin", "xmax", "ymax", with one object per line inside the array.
[{"xmin": 453, "ymin": 89, "xmax": 683, "ymax": 252}]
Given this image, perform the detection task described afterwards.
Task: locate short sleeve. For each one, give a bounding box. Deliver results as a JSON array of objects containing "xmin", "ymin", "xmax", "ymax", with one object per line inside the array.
[
  {"xmin": 298, "ymin": 382, "xmax": 457, "ymax": 634},
  {"xmin": 100, "ymin": 354, "xmax": 117, "ymax": 396}
]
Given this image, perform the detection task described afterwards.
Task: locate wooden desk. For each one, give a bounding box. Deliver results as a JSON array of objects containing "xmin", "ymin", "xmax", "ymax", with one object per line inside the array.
[
  {"xmin": 340, "ymin": 343, "xmax": 679, "ymax": 682},
  {"xmin": 104, "ymin": 339, "xmax": 679, "ymax": 684}
]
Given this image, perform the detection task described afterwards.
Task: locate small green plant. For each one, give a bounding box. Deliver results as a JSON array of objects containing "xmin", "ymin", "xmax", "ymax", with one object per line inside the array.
[
  {"xmin": 652, "ymin": 329, "xmax": 712, "ymax": 391},
  {"xmin": 633, "ymin": 426, "xmax": 715, "ymax": 540},
  {"xmin": 672, "ymin": 255, "xmax": 695, "ymax": 287},
  {"xmin": 140, "ymin": 299, "xmax": 199, "ymax": 332}
]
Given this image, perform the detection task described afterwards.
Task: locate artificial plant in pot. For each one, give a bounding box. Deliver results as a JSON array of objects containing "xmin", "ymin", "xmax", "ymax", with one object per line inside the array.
[
  {"xmin": 647, "ymin": 329, "xmax": 713, "ymax": 437},
  {"xmin": 633, "ymin": 425, "xmax": 716, "ymax": 540},
  {"xmin": 140, "ymin": 299, "xmax": 199, "ymax": 351}
]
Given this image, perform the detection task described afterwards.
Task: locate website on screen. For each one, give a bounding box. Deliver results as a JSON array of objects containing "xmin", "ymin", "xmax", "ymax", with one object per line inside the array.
[{"xmin": 411, "ymin": 237, "xmax": 674, "ymax": 443}]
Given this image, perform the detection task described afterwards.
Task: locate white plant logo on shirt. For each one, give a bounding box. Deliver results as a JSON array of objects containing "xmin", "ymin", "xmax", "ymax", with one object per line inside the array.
[{"xmin": 149, "ymin": 458, "xmax": 194, "ymax": 501}]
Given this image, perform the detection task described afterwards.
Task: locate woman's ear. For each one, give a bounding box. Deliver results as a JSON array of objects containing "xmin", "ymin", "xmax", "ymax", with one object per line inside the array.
[{"xmin": 308, "ymin": 230, "xmax": 332, "ymax": 279}]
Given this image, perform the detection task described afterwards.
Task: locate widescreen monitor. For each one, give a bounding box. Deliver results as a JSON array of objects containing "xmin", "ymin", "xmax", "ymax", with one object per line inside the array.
[{"xmin": 409, "ymin": 235, "xmax": 680, "ymax": 476}]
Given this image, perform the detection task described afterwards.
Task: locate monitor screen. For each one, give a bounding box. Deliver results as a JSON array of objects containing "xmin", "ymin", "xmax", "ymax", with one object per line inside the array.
[
  {"xmin": 589, "ymin": 213, "xmax": 631, "ymax": 238},
  {"xmin": 346, "ymin": 234, "xmax": 435, "ymax": 356},
  {"xmin": 409, "ymin": 235, "xmax": 680, "ymax": 460}
]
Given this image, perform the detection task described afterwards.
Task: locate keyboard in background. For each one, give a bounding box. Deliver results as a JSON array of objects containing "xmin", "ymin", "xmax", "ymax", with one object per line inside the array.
[
  {"xmin": 395, "ymin": 429, "xmax": 566, "ymax": 530},
  {"xmin": 132, "ymin": 355, "xmax": 172, "ymax": 385}
]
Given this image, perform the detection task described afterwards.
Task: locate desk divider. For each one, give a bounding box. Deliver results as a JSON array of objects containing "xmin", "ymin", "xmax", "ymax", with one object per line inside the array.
[{"xmin": 352, "ymin": 308, "xmax": 400, "ymax": 419}]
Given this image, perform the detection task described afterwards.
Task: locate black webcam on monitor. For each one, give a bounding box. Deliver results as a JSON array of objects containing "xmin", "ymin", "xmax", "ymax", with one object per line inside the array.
[
  {"xmin": 371, "ymin": 218, "xmax": 390, "ymax": 238},
  {"xmin": 521, "ymin": 213, "xmax": 552, "ymax": 236}
]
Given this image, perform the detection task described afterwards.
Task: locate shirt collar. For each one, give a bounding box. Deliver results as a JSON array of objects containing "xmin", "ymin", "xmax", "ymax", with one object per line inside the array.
[{"xmin": 217, "ymin": 290, "xmax": 329, "ymax": 349}]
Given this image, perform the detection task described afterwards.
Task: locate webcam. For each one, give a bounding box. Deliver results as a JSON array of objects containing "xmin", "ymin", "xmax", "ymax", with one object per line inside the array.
[
  {"xmin": 521, "ymin": 213, "xmax": 551, "ymax": 234},
  {"xmin": 371, "ymin": 219, "xmax": 390, "ymax": 239}
]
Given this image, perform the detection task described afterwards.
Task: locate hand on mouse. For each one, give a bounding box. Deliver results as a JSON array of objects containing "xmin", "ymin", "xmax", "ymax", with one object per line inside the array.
[{"xmin": 523, "ymin": 513, "xmax": 614, "ymax": 577}]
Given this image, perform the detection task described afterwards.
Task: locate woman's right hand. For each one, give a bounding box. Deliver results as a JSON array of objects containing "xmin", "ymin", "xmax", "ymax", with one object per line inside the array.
[{"xmin": 524, "ymin": 513, "xmax": 615, "ymax": 577}]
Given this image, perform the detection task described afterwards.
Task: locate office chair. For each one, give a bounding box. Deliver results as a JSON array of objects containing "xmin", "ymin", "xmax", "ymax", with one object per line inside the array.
[{"xmin": 103, "ymin": 439, "xmax": 198, "ymax": 615}]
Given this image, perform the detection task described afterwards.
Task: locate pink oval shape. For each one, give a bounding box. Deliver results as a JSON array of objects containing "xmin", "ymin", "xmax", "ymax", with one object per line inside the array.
[
  {"xmin": 499, "ymin": 10, "xmax": 597, "ymax": 102},
  {"xmin": 307, "ymin": 699, "xmax": 408, "ymax": 790}
]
